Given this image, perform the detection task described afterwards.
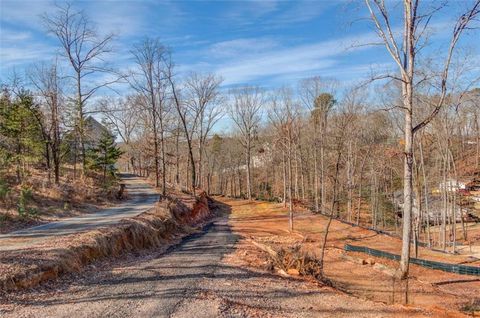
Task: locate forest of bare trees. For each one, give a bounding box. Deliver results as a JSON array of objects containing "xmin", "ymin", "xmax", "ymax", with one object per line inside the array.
[{"xmin": 1, "ymin": 1, "xmax": 479, "ymax": 285}]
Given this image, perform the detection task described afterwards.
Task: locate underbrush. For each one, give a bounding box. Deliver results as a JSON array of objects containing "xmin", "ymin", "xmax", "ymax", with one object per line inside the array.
[{"xmin": 0, "ymin": 167, "xmax": 123, "ymax": 233}]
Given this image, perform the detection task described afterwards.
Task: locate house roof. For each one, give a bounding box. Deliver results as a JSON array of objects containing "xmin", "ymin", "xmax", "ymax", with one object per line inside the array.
[{"xmin": 84, "ymin": 116, "xmax": 111, "ymax": 142}]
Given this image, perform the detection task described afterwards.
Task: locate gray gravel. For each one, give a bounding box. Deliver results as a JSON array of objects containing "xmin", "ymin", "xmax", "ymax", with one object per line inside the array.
[{"xmin": 1, "ymin": 218, "xmax": 425, "ymax": 318}]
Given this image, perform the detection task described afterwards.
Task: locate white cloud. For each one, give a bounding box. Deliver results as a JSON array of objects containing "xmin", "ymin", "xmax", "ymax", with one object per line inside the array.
[
  {"xmin": 0, "ymin": 29, "xmax": 31, "ymax": 42},
  {"xmin": 0, "ymin": 45, "xmax": 54, "ymax": 67},
  {"xmin": 0, "ymin": 0, "xmax": 51, "ymax": 29},
  {"xmin": 218, "ymin": 57, "xmax": 337, "ymax": 86},
  {"xmin": 260, "ymin": 62, "xmax": 391, "ymax": 88},
  {"xmin": 209, "ymin": 37, "xmax": 279, "ymax": 58},
  {"xmin": 0, "ymin": 0, "xmax": 160, "ymax": 38},
  {"xmin": 206, "ymin": 32, "xmax": 380, "ymax": 86},
  {"xmin": 0, "ymin": 1, "xmax": 158, "ymax": 76},
  {"xmin": 83, "ymin": 1, "xmax": 152, "ymax": 38},
  {"xmin": 223, "ymin": 0, "xmax": 279, "ymax": 24},
  {"xmin": 269, "ymin": 0, "xmax": 328, "ymax": 25},
  {"xmin": 0, "ymin": 27, "xmax": 55, "ymax": 70},
  {"xmin": 220, "ymin": 0, "xmax": 331, "ymax": 29}
]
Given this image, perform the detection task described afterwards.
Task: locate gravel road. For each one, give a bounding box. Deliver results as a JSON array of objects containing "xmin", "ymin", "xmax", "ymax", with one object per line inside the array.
[
  {"xmin": 1, "ymin": 218, "xmax": 424, "ymax": 318},
  {"xmin": 0, "ymin": 174, "xmax": 159, "ymax": 251}
]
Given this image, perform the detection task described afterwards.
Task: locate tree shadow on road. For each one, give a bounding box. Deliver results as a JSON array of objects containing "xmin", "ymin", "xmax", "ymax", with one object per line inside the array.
[{"xmin": 1, "ymin": 198, "xmax": 426, "ymax": 317}]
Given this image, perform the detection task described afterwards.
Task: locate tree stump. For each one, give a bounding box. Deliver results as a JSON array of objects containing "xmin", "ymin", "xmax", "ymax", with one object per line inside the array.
[{"xmin": 117, "ymin": 183, "xmax": 126, "ymax": 200}]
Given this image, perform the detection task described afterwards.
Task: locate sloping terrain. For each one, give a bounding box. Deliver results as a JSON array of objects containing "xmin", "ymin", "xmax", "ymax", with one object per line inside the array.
[
  {"xmin": 0, "ymin": 169, "xmax": 128, "ymax": 234},
  {"xmin": 218, "ymin": 197, "xmax": 480, "ymax": 317},
  {"xmin": 0, "ymin": 175, "xmax": 159, "ymax": 251},
  {"xmin": 1, "ymin": 196, "xmax": 475, "ymax": 317}
]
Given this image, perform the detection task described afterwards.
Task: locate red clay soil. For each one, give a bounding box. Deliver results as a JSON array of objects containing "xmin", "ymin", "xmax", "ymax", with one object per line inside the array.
[{"xmin": 217, "ymin": 197, "xmax": 480, "ymax": 318}]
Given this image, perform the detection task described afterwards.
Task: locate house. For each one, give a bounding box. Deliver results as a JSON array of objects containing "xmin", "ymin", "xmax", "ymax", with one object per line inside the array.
[
  {"xmin": 63, "ymin": 116, "xmax": 113, "ymax": 162},
  {"xmin": 438, "ymin": 179, "xmax": 467, "ymax": 192},
  {"xmin": 83, "ymin": 116, "xmax": 112, "ymax": 150}
]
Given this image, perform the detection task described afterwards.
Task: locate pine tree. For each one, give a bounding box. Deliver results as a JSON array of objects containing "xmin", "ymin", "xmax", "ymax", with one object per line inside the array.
[
  {"xmin": 0, "ymin": 88, "xmax": 43, "ymax": 183},
  {"xmin": 88, "ymin": 131, "xmax": 123, "ymax": 185}
]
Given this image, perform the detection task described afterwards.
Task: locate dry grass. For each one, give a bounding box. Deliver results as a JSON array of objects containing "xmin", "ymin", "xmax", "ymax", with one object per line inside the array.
[{"xmin": 0, "ymin": 167, "xmax": 122, "ymax": 234}]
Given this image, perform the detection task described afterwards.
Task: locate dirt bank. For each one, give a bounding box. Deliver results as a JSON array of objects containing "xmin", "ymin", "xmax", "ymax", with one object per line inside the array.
[{"xmin": 0, "ymin": 191, "xmax": 213, "ymax": 293}]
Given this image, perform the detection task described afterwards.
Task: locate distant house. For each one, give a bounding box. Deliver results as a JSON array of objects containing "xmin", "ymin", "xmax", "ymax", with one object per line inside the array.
[
  {"xmin": 83, "ymin": 116, "xmax": 112, "ymax": 150},
  {"xmin": 393, "ymin": 191, "xmax": 466, "ymax": 223},
  {"xmin": 64, "ymin": 116, "xmax": 113, "ymax": 162},
  {"xmin": 438, "ymin": 179, "xmax": 467, "ymax": 192}
]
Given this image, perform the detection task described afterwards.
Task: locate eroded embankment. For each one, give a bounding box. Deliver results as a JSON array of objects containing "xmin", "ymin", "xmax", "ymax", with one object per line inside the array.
[{"xmin": 0, "ymin": 192, "xmax": 213, "ymax": 292}]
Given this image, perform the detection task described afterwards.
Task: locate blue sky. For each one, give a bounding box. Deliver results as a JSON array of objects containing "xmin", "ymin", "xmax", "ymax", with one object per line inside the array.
[{"xmin": 1, "ymin": 0, "xmax": 479, "ymax": 92}]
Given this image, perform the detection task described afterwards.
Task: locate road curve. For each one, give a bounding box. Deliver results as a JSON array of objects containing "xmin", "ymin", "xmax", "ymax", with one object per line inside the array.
[{"xmin": 0, "ymin": 174, "xmax": 159, "ymax": 251}]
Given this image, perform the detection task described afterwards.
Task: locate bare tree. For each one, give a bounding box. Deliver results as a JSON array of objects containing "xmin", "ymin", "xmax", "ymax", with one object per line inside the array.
[
  {"xmin": 129, "ymin": 38, "xmax": 169, "ymax": 195},
  {"xmin": 98, "ymin": 95, "xmax": 140, "ymax": 173},
  {"xmin": 165, "ymin": 58, "xmax": 198, "ymax": 194},
  {"xmin": 43, "ymin": 3, "xmax": 120, "ymax": 179},
  {"xmin": 365, "ymin": 0, "xmax": 480, "ymax": 279},
  {"xmin": 229, "ymin": 87, "xmax": 264, "ymax": 200},
  {"xmin": 29, "ymin": 60, "xmax": 64, "ymax": 184},
  {"xmin": 268, "ymin": 88, "xmax": 300, "ymax": 231},
  {"xmin": 184, "ymin": 72, "xmax": 223, "ymax": 189},
  {"xmin": 299, "ymin": 77, "xmax": 337, "ymax": 213},
  {"xmin": 318, "ymin": 96, "xmax": 353, "ymax": 277}
]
